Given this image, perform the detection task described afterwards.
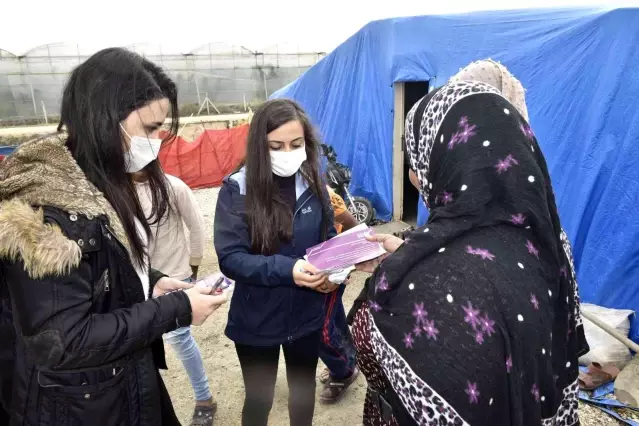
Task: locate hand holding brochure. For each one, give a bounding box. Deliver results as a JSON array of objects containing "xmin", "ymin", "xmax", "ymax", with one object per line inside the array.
[{"xmin": 305, "ymin": 224, "xmax": 386, "ymax": 273}]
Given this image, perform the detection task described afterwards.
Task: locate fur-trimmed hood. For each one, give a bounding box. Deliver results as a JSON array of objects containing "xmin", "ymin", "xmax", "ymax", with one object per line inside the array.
[{"xmin": 0, "ymin": 133, "xmax": 130, "ymax": 278}]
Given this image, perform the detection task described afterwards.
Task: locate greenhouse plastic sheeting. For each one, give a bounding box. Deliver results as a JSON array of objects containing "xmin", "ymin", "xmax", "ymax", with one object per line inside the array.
[
  {"xmin": 272, "ymin": 8, "xmax": 639, "ymax": 340},
  {"xmin": 159, "ymin": 124, "xmax": 248, "ymax": 189}
]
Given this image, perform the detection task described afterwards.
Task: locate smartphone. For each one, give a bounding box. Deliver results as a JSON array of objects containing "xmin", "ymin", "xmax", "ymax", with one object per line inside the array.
[
  {"xmin": 210, "ymin": 276, "xmax": 225, "ymax": 291},
  {"xmin": 196, "ymin": 274, "xmax": 228, "ymax": 293}
]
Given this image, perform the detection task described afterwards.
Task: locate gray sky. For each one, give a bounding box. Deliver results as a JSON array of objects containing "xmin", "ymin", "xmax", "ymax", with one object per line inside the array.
[{"xmin": 2, "ymin": 0, "xmax": 637, "ymax": 55}]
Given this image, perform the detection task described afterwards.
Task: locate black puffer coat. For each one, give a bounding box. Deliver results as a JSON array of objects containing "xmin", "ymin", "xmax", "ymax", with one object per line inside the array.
[{"xmin": 0, "ymin": 135, "xmax": 192, "ymax": 425}]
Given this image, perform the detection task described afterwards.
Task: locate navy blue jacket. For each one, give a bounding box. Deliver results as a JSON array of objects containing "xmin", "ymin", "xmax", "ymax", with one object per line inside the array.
[{"xmin": 214, "ymin": 168, "xmax": 337, "ymax": 346}]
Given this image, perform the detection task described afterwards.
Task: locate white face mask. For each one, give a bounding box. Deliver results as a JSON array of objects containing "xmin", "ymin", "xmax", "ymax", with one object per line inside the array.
[
  {"xmin": 120, "ymin": 124, "xmax": 162, "ymax": 173},
  {"xmin": 270, "ymin": 147, "xmax": 307, "ymax": 177}
]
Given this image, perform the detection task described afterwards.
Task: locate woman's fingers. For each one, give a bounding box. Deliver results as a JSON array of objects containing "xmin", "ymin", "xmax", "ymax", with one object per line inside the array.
[
  {"xmin": 302, "ymin": 262, "xmax": 321, "ymax": 275},
  {"xmin": 293, "ymin": 259, "xmax": 328, "ymax": 287},
  {"xmin": 306, "ymin": 277, "xmax": 338, "ymax": 293},
  {"xmin": 153, "ymin": 277, "xmax": 195, "ymax": 297},
  {"xmin": 354, "ymin": 260, "xmax": 376, "ymax": 273},
  {"xmin": 321, "ymin": 283, "xmax": 339, "ymax": 293},
  {"xmin": 299, "ymin": 272, "xmax": 325, "ymax": 286},
  {"xmin": 293, "ymin": 259, "xmax": 327, "ymax": 286},
  {"xmin": 366, "ymin": 233, "xmax": 401, "ymax": 247},
  {"xmin": 192, "ymin": 285, "xmax": 213, "ymax": 295},
  {"xmin": 185, "ymin": 288, "xmax": 228, "ymax": 326},
  {"xmin": 366, "ymin": 234, "xmax": 404, "ymax": 254},
  {"xmin": 365, "ymin": 233, "xmax": 392, "ymax": 243},
  {"xmin": 206, "ymin": 293, "xmax": 228, "ymax": 306},
  {"xmin": 355, "ymin": 253, "xmax": 389, "ymax": 273},
  {"xmin": 170, "ymin": 280, "xmax": 196, "ymax": 290}
]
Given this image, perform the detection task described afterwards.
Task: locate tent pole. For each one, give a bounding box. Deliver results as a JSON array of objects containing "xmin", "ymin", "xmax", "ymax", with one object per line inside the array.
[{"xmin": 392, "ymin": 82, "xmax": 405, "ymax": 222}]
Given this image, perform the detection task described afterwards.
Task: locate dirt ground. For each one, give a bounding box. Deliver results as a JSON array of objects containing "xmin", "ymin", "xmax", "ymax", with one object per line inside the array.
[{"xmin": 161, "ymin": 187, "xmax": 621, "ymax": 426}]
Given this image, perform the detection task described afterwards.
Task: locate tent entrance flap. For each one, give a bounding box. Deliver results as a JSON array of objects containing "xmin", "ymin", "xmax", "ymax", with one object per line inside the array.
[{"xmin": 392, "ymin": 81, "xmax": 429, "ymax": 223}]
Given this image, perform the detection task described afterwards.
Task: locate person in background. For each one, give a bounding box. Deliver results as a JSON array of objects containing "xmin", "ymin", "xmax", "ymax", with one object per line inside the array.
[
  {"xmin": 0, "ymin": 48, "xmax": 226, "ymax": 426},
  {"xmin": 326, "ymin": 186, "xmax": 358, "ymax": 233},
  {"xmin": 135, "ymin": 170, "xmax": 216, "ymax": 426},
  {"xmin": 214, "ymin": 99, "xmax": 337, "ymax": 426},
  {"xmin": 349, "ymin": 67, "xmax": 588, "ymax": 425},
  {"xmin": 318, "ymin": 186, "xmax": 360, "ymax": 404}
]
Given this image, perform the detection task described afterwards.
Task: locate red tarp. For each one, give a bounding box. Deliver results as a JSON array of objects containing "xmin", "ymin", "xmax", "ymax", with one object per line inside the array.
[{"xmin": 159, "ymin": 124, "xmax": 248, "ymax": 189}]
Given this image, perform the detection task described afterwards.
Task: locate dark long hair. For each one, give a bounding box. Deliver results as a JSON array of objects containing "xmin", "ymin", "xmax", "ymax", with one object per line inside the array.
[
  {"xmin": 245, "ymin": 99, "xmax": 329, "ymax": 254},
  {"xmin": 58, "ymin": 48, "xmax": 179, "ymax": 268}
]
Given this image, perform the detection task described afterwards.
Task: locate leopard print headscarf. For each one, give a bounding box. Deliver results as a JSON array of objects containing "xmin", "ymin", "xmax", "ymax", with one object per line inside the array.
[{"xmin": 404, "ymin": 80, "xmax": 501, "ymax": 207}]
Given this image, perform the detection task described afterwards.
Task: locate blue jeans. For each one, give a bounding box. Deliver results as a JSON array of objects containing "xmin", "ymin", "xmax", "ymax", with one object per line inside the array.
[
  {"xmin": 319, "ymin": 285, "xmax": 357, "ymax": 381},
  {"xmin": 163, "ymin": 278, "xmax": 212, "ymax": 401}
]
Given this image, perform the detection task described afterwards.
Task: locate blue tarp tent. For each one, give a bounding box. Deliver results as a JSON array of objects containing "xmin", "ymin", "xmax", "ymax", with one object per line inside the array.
[{"xmin": 272, "ymin": 8, "xmax": 639, "ymax": 341}]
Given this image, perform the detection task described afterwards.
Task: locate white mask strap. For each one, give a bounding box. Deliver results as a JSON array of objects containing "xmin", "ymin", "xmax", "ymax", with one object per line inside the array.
[{"xmin": 119, "ymin": 123, "xmax": 133, "ymax": 140}]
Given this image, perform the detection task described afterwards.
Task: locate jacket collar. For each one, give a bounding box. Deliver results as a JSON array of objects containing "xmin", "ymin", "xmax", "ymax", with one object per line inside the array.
[
  {"xmin": 0, "ymin": 133, "xmax": 130, "ymax": 278},
  {"xmin": 231, "ymin": 166, "xmax": 310, "ymax": 199}
]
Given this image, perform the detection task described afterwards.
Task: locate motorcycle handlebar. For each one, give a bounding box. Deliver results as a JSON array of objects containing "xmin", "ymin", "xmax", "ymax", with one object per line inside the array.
[{"xmin": 320, "ymin": 144, "xmax": 337, "ymax": 161}]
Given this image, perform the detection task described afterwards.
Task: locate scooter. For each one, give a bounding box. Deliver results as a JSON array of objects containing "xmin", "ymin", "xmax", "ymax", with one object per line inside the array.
[{"xmin": 320, "ymin": 143, "xmax": 375, "ymax": 225}]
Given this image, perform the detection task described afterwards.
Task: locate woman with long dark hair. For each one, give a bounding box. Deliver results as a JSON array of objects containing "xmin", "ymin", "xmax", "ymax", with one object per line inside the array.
[
  {"xmin": 214, "ymin": 99, "xmax": 337, "ymax": 426},
  {"xmin": 0, "ymin": 48, "xmax": 226, "ymax": 425},
  {"xmin": 350, "ymin": 65, "xmax": 588, "ymax": 425}
]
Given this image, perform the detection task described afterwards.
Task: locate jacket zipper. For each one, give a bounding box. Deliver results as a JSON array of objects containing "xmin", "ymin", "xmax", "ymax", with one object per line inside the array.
[
  {"xmin": 95, "ymin": 226, "xmax": 116, "ymax": 294},
  {"xmin": 102, "ymin": 226, "xmax": 127, "ymax": 295},
  {"xmin": 288, "ymin": 194, "xmax": 313, "ymax": 342}
]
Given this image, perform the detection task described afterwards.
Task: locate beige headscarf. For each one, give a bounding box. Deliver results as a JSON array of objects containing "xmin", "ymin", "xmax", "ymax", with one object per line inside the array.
[{"xmin": 451, "ymin": 59, "xmax": 529, "ymax": 122}]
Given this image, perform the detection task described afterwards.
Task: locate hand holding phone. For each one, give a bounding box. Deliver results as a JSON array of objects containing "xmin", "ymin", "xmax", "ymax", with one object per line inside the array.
[{"xmin": 196, "ymin": 274, "xmax": 232, "ymax": 294}]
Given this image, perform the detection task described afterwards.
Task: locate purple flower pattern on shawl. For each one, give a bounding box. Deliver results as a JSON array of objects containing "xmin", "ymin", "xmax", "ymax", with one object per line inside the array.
[
  {"xmin": 375, "ymin": 272, "xmax": 389, "ymax": 292},
  {"xmin": 423, "ymin": 319, "xmax": 439, "ymax": 340},
  {"xmin": 403, "ymin": 332, "xmax": 414, "ymax": 349},
  {"xmin": 462, "ymin": 301, "xmax": 497, "ymax": 345},
  {"xmin": 510, "ymin": 213, "xmax": 526, "ymax": 225},
  {"xmin": 436, "ymin": 191, "xmax": 454, "ymax": 206},
  {"xmin": 463, "ymin": 302, "xmax": 481, "ymax": 330},
  {"xmin": 412, "ymin": 302, "xmax": 428, "ymax": 325},
  {"xmin": 448, "ymin": 116, "xmax": 477, "ymax": 149},
  {"xmin": 530, "ymin": 294, "xmax": 539, "ymax": 310},
  {"xmin": 413, "ymin": 324, "xmax": 423, "ymax": 337},
  {"xmin": 480, "ymin": 314, "xmax": 496, "ymax": 336},
  {"xmin": 526, "ymin": 240, "xmax": 539, "ymax": 259},
  {"xmin": 466, "ymin": 382, "xmax": 480, "ymax": 404},
  {"xmin": 403, "ymin": 301, "xmax": 440, "ymax": 348},
  {"xmin": 495, "ymin": 154, "xmax": 519, "ymax": 174},
  {"xmin": 521, "ymin": 123, "xmax": 535, "ymax": 139},
  {"xmin": 531, "ymin": 383, "xmax": 540, "ymax": 402},
  {"xmin": 466, "ymin": 245, "xmax": 496, "ymax": 261}
]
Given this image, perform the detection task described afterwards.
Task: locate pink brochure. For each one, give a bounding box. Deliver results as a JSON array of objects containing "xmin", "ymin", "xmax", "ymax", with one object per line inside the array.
[{"xmin": 305, "ymin": 225, "xmax": 386, "ymax": 273}]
